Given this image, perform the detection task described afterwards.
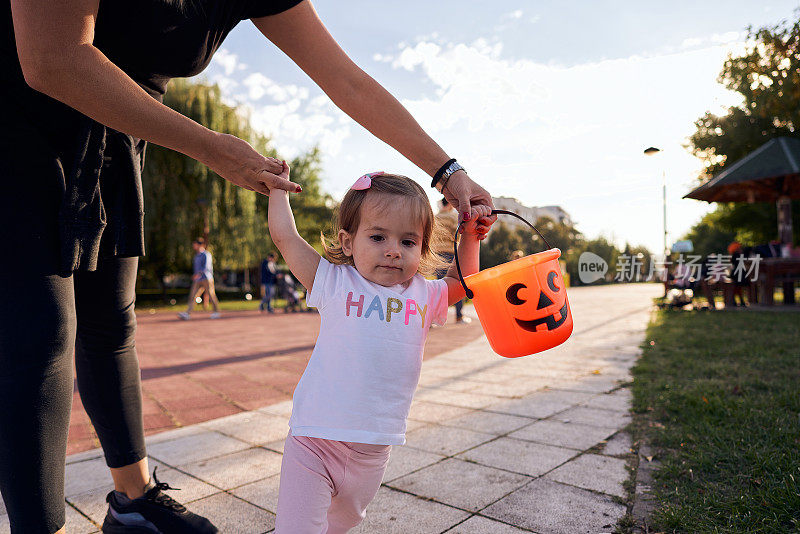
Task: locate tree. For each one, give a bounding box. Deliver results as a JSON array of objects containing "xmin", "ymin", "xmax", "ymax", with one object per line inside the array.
[
  {"xmin": 687, "ymin": 13, "xmax": 800, "ymax": 246},
  {"xmin": 479, "ymin": 223, "xmax": 527, "ymax": 269},
  {"xmin": 138, "ymin": 79, "xmax": 331, "ymax": 292},
  {"xmin": 565, "ymin": 236, "xmax": 621, "ymax": 286}
]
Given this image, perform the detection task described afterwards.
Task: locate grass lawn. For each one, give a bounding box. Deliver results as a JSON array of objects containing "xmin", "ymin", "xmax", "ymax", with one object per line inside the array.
[
  {"xmin": 135, "ymin": 297, "xmax": 299, "ymax": 314},
  {"xmin": 631, "ymin": 310, "xmax": 800, "ymax": 532}
]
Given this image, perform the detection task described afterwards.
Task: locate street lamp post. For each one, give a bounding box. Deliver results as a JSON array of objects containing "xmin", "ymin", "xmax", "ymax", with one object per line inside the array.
[{"xmin": 644, "ymin": 147, "xmax": 668, "ymax": 258}]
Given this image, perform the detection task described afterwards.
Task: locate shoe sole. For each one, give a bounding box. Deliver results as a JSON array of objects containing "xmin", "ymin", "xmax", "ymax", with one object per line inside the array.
[{"xmin": 102, "ymin": 519, "xmax": 160, "ymax": 534}]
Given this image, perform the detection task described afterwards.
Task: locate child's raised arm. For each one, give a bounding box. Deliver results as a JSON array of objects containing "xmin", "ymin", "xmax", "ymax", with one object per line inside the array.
[
  {"xmin": 441, "ymin": 205, "xmax": 492, "ymax": 306},
  {"xmin": 268, "ymin": 163, "xmax": 321, "ymax": 291}
]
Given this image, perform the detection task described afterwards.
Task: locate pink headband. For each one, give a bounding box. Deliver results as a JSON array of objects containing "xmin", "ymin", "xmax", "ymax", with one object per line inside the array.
[{"xmin": 351, "ymin": 171, "xmax": 385, "ymax": 190}]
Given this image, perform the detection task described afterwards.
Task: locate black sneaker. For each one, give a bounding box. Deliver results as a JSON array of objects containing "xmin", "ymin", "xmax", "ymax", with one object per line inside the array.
[{"xmin": 102, "ymin": 467, "xmax": 218, "ymax": 533}]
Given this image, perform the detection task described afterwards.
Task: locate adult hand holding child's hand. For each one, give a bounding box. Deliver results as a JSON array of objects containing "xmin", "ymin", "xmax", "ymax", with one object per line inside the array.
[
  {"xmin": 442, "ymin": 170, "xmax": 496, "ymax": 240},
  {"xmin": 200, "ymin": 132, "xmax": 302, "ymax": 196},
  {"xmin": 461, "ymin": 204, "xmax": 493, "ymax": 237}
]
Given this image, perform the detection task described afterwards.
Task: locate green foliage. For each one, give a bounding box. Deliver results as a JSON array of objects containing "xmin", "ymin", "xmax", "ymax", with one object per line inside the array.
[
  {"xmin": 565, "ymin": 235, "xmax": 622, "ymax": 285},
  {"xmin": 138, "ymin": 79, "xmax": 332, "ymax": 288},
  {"xmin": 478, "ymin": 216, "xmax": 648, "ymax": 286},
  {"xmin": 687, "ymin": 13, "xmax": 800, "ymax": 245},
  {"xmin": 683, "ymin": 210, "xmax": 738, "ymax": 258}
]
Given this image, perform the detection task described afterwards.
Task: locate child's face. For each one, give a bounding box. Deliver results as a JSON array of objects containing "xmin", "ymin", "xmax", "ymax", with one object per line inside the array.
[{"xmin": 339, "ymin": 194, "xmax": 425, "ymax": 287}]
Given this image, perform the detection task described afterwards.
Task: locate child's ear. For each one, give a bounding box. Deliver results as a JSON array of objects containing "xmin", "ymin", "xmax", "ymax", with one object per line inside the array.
[{"xmin": 338, "ymin": 229, "xmax": 353, "ymax": 257}]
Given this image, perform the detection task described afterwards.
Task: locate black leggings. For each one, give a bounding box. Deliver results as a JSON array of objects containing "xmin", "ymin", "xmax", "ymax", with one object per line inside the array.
[{"xmin": 0, "ymin": 256, "xmax": 146, "ymax": 533}]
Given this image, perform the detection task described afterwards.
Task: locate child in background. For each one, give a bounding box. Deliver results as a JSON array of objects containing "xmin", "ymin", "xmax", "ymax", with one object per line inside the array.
[{"xmin": 267, "ymin": 166, "xmax": 488, "ymax": 533}]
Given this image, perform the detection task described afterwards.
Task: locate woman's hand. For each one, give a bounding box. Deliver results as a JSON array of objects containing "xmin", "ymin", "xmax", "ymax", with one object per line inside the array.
[
  {"xmin": 201, "ymin": 132, "xmax": 301, "ymax": 196},
  {"xmin": 443, "ymin": 171, "xmax": 496, "ymax": 240}
]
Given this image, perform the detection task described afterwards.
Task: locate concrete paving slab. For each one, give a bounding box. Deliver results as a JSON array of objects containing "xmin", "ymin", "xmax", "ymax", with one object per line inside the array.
[
  {"xmin": 443, "ymin": 515, "xmax": 532, "ymax": 533},
  {"xmin": 601, "ymin": 431, "xmax": 634, "ymax": 457},
  {"xmin": 550, "ymin": 375, "xmax": 623, "ymax": 393},
  {"xmin": 388, "ymin": 458, "xmax": 531, "ymax": 512},
  {"xmin": 458, "ymin": 437, "xmax": 578, "ymax": 477},
  {"xmin": 65, "ymin": 457, "xmax": 114, "ymax": 498},
  {"xmin": 146, "ymin": 430, "xmax": 251, "ymax": 466},
  {"xmin": 351, "ymin": 487, "xmax": 470, "ymax": 533},
  {"xmin": 185, "ymin": 492, "xmax": 275, "ymax": 533},
  {"xmin": 66, "ymin": 485, "xmax": 114, "ymax": 527},
  {"xmin": 507, "ymin": 419, "xmax": 617, "ymax": 451},
  {"xmin": 546, "ymin": 453, "xmax": 629, "ymax": 498},
  {"xmin": 64, "ymin": 448, "xmax": 104, "ymax": 466},
  {"xmin": 493, "ymin": 389, "xmax": 596, "ymax": 419},
  {"xmin": 143, "ymin": 424, "xmax": 207, "ymax": 445},
  {"xmin": 583, "ymin": 389, "xmax": 632, "ymax": 413},
  {"xmin": 231, "ymin": 473, "xmax": 281, "ymax": 514},
  {"xmin": 257, "ymin": 400, "xmax": 294, "ymax": 418},
  {"xmin": 403, "ymin": 425, "xmax": 495, "ymax": 456},
  {"xmin": 263, "ymin": 438, "xmax": 286, "ymax": 454},
  {"xmin": 180, "ymin": 447, "xmax": 283, "ymax": 490},
  {"xmin": 466, "ymin": 379, "xmax": 540, "ymax": 398},
  {"xmin": 407, "ymin": 400, "xmax": 475, "ymax": 424},
  {"xmin": 482, "ymin": 478, "xmax": 626, "ymax": 534},
  {"xmin": 382, "ymin": 446, "xmax": 446, "ymax": 483},
  {"xmin": 65, "ymin": 504, "xmax": 98, "ymax": 533},
  {"xmin": 442, "ymin": 411, "xmax": 533, "ymax": 436},
  {"xmin": 199, "ymin": 411, "xmax": 289, "ymax": 446},
  {"xmin": 553, "ymin": 406, "xmax": 631, "ymax": 429},
  {"xmin": 414, "ymin": 388, "xmax": 504, "ymax": 410}
]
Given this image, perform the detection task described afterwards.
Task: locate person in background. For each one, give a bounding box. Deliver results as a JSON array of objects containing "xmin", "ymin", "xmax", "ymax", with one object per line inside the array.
[
  {"xmin": 434, "ymin": 198, "xmax": 471, "ymax": 324},
  {"xmin": 260, "ymin": 252, "xmax": 278, "ymax": 313},
  {"xmin": 178, "ymin": 238, "xmax": 221, "ymax": 320}
]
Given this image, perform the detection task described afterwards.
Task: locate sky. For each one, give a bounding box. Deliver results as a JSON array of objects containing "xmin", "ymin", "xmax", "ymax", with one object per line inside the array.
[{"xmin": 197, "ymin": 0, "xmax": 800, "ymax": 254}]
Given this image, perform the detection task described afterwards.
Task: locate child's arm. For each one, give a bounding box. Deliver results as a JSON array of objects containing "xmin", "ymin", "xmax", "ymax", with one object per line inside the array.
[
  {"xmin": 441, "ymin": 205, "xmax": 492, "ymax": 305},
  {"xmin": 268, "ymin": 163, "xmax": 321, "ymax": 291}
]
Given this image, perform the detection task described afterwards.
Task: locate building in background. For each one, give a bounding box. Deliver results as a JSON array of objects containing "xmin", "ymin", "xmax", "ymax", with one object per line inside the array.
[{"xmin": 491, "ymin": 196, "xmax": 573, "ymax": 231}]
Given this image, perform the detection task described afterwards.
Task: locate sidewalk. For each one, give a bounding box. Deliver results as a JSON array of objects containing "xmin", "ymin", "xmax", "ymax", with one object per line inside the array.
[
  {"xmin": 67, "ymin": 306, "xmax": 487, "ymax": 455},
  {"xmin": 1, "ymin": 283, "xmax": 660, "ymax": 533}
]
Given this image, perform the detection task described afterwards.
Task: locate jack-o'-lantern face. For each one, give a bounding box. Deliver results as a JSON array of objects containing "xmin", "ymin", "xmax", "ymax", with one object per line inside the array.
[{"xmin": 505, "ymin": 271, "xmax": 569, "ymax": 332}]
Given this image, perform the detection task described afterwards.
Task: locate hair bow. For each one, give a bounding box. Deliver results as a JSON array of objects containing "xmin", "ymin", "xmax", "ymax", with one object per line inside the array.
[{"xmin": 351, "ymin": 171, "xmax": 385, "ymax": 190}]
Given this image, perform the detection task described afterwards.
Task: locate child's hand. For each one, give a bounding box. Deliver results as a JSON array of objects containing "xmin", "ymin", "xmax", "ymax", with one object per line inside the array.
[
  {"xmin": 460, "ymin": 204, "xmax": 493, "ymax": 237},
  {"xmin": 272, "ymin": 160, "xmax": 299, "ymax": 192}
]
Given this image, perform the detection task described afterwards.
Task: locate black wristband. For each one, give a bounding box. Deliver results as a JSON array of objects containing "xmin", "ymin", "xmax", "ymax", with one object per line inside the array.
[{"xmin": 431, "ymin": 158, "xmax": 457, "ymax": 188}]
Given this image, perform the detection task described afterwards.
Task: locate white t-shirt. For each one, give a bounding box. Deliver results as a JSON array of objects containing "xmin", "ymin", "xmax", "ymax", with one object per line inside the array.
[{"xmin": 289, "ymin": 258, "xmax": 449, "ymax": 445}]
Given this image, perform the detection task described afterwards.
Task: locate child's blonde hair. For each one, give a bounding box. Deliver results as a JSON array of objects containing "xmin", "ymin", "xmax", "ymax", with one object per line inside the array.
[{"xmin": 321, "ymin": 174, "xmax": 450, "ymax": 277}]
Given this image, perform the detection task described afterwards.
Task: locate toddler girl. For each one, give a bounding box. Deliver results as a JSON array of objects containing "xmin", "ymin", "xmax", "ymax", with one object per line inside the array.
[{"xmin": 267, "ymin": 165, "xmax": 489, "ymax": 533}]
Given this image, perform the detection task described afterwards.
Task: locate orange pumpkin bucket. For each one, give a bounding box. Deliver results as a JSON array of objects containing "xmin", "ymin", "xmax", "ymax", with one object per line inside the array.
[{"xmin": 454, "ymin": 210, "xmax": 573, "ymax": 357}]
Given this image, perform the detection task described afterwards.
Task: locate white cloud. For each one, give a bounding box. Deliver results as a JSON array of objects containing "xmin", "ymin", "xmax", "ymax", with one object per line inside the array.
[
  {"xmin": 242, "ymin": 73, "xmax": 310, "ymax": 103},
  {"xmin": 212, "ymin": 49, "xmax": 243, "ymax": 76},
  {"xmin": 327, "ymin": 36, "xmax": 750, "ymax": 252}
]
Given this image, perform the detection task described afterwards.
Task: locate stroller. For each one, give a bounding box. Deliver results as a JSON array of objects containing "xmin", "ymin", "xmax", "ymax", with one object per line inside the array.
[{"xmin": 276, "ymin": 272, "xmax": 303, "ymax": 313}]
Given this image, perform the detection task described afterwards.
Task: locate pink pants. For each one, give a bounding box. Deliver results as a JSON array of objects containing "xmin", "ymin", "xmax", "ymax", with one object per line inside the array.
[{"xmin": 275, "ymin": 434, "xmax": 392, "ymax": 534}]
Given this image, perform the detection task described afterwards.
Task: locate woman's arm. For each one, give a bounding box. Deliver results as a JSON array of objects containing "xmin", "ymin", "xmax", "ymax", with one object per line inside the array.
[
  {"xmin": 441, "ymin": 205, "xmax": 492, "ymax": 305},
  {"xmin": 251, "ymin": 1, "xmax": 495, "ymax": 230},
  {"xmin": 10, "ymin": 0, "xmax": 299, "ymax": 195},
  {"xmin": 268, "ymin": 163, "xmax": 321, "ymax": 291}
]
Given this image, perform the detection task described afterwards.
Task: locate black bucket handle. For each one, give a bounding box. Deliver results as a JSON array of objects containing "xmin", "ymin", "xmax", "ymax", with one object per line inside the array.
[{"xmin": 454, "ymin": 209, "xmax": 553, "ymax": 299}]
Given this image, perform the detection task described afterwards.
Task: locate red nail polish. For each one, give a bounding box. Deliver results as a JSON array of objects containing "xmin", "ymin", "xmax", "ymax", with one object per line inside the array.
[
  {"xmin": 463, "ymin": 212, "xmax": 471, "ymax": 221},
  {"xmin": 296, "ymin": 186, "xmax": 302, "ymax": 193}
]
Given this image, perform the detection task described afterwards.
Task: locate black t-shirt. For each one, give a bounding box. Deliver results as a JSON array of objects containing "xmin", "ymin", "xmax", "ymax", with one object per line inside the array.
[{"xmin": 1, "ymin": 0, "xmax": 303, "ymax": 273}]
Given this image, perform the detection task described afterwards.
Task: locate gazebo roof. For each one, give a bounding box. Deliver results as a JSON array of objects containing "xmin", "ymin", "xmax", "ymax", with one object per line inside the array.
[{"xmin": 685, "ymin": 137, "xmax": 800, "ymax": 202}]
